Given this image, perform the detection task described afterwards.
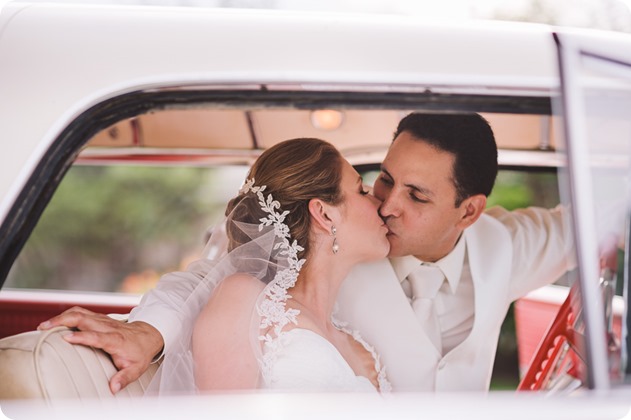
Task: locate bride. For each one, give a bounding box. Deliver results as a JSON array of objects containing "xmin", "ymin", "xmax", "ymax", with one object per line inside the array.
[{"xmin": 152, "ymin": 138, "xmax": 391, "ymax": 394}]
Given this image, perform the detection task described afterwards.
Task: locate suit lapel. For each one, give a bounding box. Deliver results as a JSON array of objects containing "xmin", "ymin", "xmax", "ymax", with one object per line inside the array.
[
  {"xmin": 336, "ymin": 259, "xmax": 440, "ymax": 390},
  {"xmin": 464, "ymin": 214, "xmax": 513, "ymax": 331},
  {"xmin": 441, "ymin": 212, "xmax": 513, "ymax": 373}
]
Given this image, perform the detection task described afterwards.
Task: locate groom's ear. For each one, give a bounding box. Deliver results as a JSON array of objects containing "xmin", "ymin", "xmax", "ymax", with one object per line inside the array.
[
  {"xmin": 308, "ymin": 198, "xmax": 335, "ymax": 232},
  {"xmin": 455, "ymin": 194, "xmax": 486, "ymax": 229}
]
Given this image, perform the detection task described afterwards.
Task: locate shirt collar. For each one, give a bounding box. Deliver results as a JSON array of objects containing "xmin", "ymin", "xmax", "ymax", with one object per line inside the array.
[{"xmin": 390, "ymin": 234, "xmax": 466, "ymax": 294}]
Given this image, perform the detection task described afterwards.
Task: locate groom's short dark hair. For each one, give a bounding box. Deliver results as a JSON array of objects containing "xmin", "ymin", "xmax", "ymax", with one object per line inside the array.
[{"xmin": 393, "ymin": 112, "xmax": 498, "ymax": 207}]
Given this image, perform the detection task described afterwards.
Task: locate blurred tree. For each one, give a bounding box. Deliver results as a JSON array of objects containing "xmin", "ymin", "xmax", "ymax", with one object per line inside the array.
[
  {"xmin": 488, "ymin": 170, "xmax": 560, "ymax": 210},
  {"xmin": 6, "ymin": 165, "xmax": 230, "ymax": 292},
  {"xmin": 490, "ymin": 0, "xmax": 631, "ymax": 33}
]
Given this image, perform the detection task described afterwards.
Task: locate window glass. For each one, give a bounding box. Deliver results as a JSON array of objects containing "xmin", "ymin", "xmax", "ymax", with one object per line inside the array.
[
  {"xmin": 552, "ymin": 42, "xmax": 631, "ymax": 390},
  {"xmin": 5, "ymin": 103, "xmax": 567, "ymax": 392},
  {"xmin": 566, "ymin": 57, "xmax": 631, "ymax": 386},
  {"xmin": 11, "ymin": 165, "xmax": 560, "ymax": 294}
]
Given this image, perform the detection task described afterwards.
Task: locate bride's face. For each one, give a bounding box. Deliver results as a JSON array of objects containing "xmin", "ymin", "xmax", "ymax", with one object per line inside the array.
[{"xmin": 336, "ymin": 159, "xmax": 390, "ymax": 262}]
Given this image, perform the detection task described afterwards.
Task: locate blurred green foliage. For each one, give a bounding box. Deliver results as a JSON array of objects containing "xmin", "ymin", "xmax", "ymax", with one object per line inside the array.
[
  {"xmin": 9, "ymin": 167, "xmax": 560, "ymax": 293},
  {"xmin": 488, "ymin": 170, "xmax": 559, "ymax": 210},
  {"xmin": 6, "ymin": 166, "xmax": 228, "ymax": 292}
]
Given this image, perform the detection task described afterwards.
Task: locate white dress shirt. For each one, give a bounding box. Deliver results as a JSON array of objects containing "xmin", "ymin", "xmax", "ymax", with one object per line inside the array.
[{"xmin": 391, "ymin": 235, "xmax": 475, "ymax": 355}]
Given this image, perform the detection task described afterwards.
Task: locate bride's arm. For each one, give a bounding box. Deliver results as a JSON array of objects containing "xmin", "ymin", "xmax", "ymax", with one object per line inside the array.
[{"xmin": 193, "ymin": 273, "xmax": 264, "ymax": 390}]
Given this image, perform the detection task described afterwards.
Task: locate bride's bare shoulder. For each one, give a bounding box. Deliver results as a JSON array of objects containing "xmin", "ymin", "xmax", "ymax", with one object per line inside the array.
[
  {"xmin": 211, "ymin": 273, "xmax": 265, "ymax": 303},
  {"xmin": 216, "ymin": 273, "xmax": 265, "ymax": 297},
  {"xmin": 196, "ymin": 273, "xmax": 264, "ymax": 326}
]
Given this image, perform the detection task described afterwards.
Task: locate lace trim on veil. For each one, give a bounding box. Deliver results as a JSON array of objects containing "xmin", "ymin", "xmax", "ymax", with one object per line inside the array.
[
  {"xmin": 239, "ymin": 180, "xmax": 305, "ymax": 380},
  {"xmin": 241, "ymin": 179, "xmax": 390, "ymax": 392}
]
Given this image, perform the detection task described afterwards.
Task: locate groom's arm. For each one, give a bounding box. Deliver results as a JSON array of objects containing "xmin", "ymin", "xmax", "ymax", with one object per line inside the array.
[
  {"xmin": 38, "ymin": 308, "xmax": 163, "ymax": 394},
  {"xmin": 486, "ymin": 205, "xmax": 577, "ymax": 301},
  {"xmin": 39, "ymin": 259, "xmax": 209, "ymax": 393},
  {"xmin": 128, "ymin": 266, "xmax": 208, "ymax": 356}
]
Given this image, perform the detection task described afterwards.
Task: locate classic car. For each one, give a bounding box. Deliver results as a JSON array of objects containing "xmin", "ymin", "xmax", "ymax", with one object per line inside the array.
[{"xmin": 0, "ymin": 2, "xmax": 630, "ymax": 418}]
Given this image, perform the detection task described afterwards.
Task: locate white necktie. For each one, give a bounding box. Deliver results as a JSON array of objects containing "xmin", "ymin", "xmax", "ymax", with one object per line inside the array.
[{"xmin": 407, "ymin": 264, "xmax": 445, "ymax": 353}]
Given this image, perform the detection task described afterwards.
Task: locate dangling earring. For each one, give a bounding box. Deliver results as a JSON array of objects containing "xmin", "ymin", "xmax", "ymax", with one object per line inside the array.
[{"xmin": 331, "ymin": 226, "xmax": 339, "ymax": 255}]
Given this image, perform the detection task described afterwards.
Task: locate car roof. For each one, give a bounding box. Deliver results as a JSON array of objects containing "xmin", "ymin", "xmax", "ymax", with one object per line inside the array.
[{"xmin": 0, "ymin": 2, "xmax": 628, "ymax": 223}]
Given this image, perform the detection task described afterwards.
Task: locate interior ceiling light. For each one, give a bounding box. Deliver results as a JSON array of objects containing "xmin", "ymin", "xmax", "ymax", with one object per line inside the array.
[{"xmin": 310, "ymin": 109, "xmax": 344, "ymax": 131}]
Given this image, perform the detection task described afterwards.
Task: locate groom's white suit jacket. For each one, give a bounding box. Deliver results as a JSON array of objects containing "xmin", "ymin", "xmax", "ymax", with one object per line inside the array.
[
  {"xmin": 130, "ymin": 205, "xmax": 575, "ymax": 392},
  {"xmin": 335, "ymin": 206, "xmax": 575, "ymax": 391}
]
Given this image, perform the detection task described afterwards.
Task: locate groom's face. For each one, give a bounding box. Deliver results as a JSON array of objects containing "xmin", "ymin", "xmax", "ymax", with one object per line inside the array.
[{"xmin": 373, "ymin": 132, "xmax": 468, "ymax": 262}]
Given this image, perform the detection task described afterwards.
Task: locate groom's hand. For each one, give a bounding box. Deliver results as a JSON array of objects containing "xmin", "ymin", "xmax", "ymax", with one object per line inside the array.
[{"xmin": 38, "ymin": 306, "xmax": 164, "ymax": 394}]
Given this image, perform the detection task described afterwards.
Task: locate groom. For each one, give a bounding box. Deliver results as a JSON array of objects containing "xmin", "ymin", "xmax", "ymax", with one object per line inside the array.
[
  {"xmin": 335, "ymin": 113, "xmax": 575, "ymax": 390},
  {"xmin": 40, "ymin": 113, "xmax": 577, "ymax": 393}
]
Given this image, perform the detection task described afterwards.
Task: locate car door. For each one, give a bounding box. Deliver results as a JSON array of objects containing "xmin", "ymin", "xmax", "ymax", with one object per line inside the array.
[{"xmin": 554, "ymin": 30, "xmax": 631, "ymax": 391}]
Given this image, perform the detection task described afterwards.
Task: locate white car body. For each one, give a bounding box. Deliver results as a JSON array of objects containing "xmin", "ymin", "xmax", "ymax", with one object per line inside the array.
[{"xmin": 1, "ymin": 2, "xmax": 631, "ymax": 418}]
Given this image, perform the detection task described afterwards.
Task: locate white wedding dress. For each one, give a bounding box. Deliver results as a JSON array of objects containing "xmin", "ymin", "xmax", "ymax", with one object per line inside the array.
[
  {"xmin": 150, "ymin": 181, "xmax": 392, "ymax": 396},
  {"xmin": 261, "ymin": 325, "xmax": 391, "ymax": 393}
]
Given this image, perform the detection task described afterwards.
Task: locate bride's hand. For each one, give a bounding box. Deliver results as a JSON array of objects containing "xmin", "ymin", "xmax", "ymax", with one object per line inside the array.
[{"xmin": 38, "ymin": 306, "xmax": 163, "ymax": 394}]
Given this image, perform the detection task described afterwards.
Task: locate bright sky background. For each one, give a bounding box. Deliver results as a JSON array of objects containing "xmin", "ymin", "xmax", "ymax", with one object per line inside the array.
[{"xmin": 2, "ymin": 0, "xmax": 631, "ymax": 32}]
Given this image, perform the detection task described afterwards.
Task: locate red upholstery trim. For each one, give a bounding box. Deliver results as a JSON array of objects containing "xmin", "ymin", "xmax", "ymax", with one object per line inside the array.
[{"xmin": 0, "ymin": 292, "xmax": 137, "ymax": 339}]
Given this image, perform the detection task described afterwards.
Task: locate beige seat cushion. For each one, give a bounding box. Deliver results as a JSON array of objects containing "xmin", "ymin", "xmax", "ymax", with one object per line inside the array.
[{"xmin": 0, "ymin": 327, "xmax": 158, "ymax": 401}]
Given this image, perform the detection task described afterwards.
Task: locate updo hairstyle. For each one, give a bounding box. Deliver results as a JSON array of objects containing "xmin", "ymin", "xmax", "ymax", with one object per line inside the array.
[{"xmin": 225, "ymin": 138, "xmax": 344, "ymax": 260}]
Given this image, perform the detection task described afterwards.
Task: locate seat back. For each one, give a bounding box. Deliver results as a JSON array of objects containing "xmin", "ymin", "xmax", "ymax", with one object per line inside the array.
[{"xmin": 0, "ymin": 327, "xmax": 158, "ymax": 401}]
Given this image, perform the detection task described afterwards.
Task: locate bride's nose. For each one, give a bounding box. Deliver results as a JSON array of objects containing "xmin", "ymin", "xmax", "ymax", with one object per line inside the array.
[{"xmin": 368, "ymin": 194, "xmax": 382, "ymax": 207}]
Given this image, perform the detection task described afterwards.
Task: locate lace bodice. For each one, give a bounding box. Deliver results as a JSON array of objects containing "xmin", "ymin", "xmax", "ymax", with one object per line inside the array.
[{"xmin": 261, "ymin": 326, "xmax": 391, "ymax": 393}]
